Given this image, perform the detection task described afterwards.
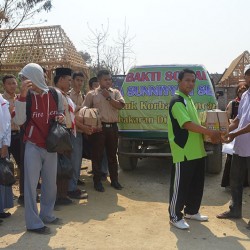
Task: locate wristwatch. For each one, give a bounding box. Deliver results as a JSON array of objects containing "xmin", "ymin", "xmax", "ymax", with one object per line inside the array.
[{"xmin": 106, "ymin": 96, "xmax": 111, "ymax": 101}]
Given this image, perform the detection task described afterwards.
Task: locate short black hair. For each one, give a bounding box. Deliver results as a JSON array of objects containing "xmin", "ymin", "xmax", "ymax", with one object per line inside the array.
[
  {"xmin": 178, "ymin": 68, "xmax": 196, "ymax": 81},
  {"xmin": 54, "ymin": 75, "xmax": 69, "ymax": 85},
  {"xmin": 2, "ymin": 74, "xmax": 16, "ymax": 84},
  {"xmin": 89, "ymin": 77, "xmax": 98, "ymax": 88},
  {"xmin": 97, "ymin": 70, "xmax": 110, "ymax": 80},
  {"xmin": 72, "ymin": 72, "xmax": 84, "ymax": 80}
]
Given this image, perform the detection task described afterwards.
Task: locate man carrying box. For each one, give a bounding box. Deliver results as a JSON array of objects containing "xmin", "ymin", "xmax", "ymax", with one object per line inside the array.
[
  {"xmin": 217, "ymin": 65, "xmax": 250, "ymax": 228},
  {"xmin": 83, "ymin": 70, "xmax": 125, "ymax": 192},
  {"xmin": 168, "ymin": 68, "xmax": 221, "ymax": 230}
]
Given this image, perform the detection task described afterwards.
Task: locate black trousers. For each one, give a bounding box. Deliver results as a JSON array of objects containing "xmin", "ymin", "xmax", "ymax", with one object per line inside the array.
[
  {"xmin": 221, "ymin": 154, "xmax": 248, "ymax": 187},
  {"xmin": 229, "ymin": 154, "xmax": 250, "ymax": 216},
  {"xmin": 169, "ymin": 157, "xmax": 205, "ymax": 222},
  {"xmin": 90, "ymin": 124, "xmax": 118, "ymax": 184},
  {"xmin": 9, "ymin": 132, "xmax": 24, "ymax": 195}
]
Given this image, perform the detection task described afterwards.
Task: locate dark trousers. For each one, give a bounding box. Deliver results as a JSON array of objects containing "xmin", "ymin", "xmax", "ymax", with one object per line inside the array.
[
  {"xmin": 221, "ymin": 154, "xmax": 248, "ymax": 187},
  {"xmin": 169, "ymin": 157, "xmax": 205, "ymax": 222},
  {"xmin": 9, "ymin": 132, "xmax": 24, "ymax": 195},
  {"xmin": 90, "ymin": 124, "xmax": 119, "ymax": 184},
  {"xmin": 229, "ymin": 154, "xmax": 250, "ymax": 216}
]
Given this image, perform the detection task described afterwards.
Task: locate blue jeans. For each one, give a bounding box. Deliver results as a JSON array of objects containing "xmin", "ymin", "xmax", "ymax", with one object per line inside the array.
[{"xmin": 68, "ymin": 132, "xmax": 83, "ymax": 192}]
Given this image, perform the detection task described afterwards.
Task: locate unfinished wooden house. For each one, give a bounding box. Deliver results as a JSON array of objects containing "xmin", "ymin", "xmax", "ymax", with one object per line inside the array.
[
  {"xmin": 216, "ymin": 50, "xmax": 250, "ymax": 109},
  {"xmin": 0, "ymin": 25, "xmax": 89, "ymax": 81},
  {"xmin": 218, "ymin": 50, "xmax": 250, "ymax": 87}
]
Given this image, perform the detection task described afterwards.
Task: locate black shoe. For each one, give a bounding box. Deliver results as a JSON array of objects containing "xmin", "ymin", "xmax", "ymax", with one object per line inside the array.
[
  {"xmin": 68, "ymin": 189, "xmax": 88, "ymax": 199},
  {"xmin": 216, "ymin": 211, "xmax": 241, "ymax": 219},
  {"xmin": 27, "ymin": 226, "xmax": 51, "ymax": 235},
  {"xmin": 0, "ymin": 212, "xmax": 11, "ymax": 218},
  {"xmin": 45, "ymin": 218, "xmax": 63, "ymax": 225},
  {"xmin": 111, "ymin": 181, "xmax": 123, "ymax": 190},
  {"xmin": 94, "ymin": 182, "xmax": 105, "ymax": 192},
  {"xmin": 17, "ymin": 195, "xmax": 24, "ymax": 206},
  {"xmin": 77, "ymin": 179, "xmax": 85, "ymax": 186},
  {"xmin": 55, "ymin": 197, "xmax": 73, "ymax": 206}
]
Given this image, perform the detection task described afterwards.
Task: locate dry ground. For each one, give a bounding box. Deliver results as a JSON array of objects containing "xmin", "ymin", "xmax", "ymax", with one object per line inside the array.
[{"xmin": 0, "ymin": 157, "xmax": 250, "ymax": 250}]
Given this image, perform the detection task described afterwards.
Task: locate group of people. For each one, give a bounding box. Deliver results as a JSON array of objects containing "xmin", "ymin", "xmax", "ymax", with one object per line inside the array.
[
  {"xmin": 168, "ymin": 66, "xmax": 250, "ymax": 230},
  {"xmin": 0, "ymin": 63, "xmax": 124, "ymax": 234},
  {"xmin": 1, "ymin": 63, "xmax": 250, "ymax": 234}
]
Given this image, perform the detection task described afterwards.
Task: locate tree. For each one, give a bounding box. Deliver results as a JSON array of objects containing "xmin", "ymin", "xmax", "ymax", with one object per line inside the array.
[
  {"xmin": 81, "ymin": 19, "xmax": 136, "ymax": 76},
  {"xmin": 103, "ymin": 46, "xmax": 120, "ymax": 75},
  {"xmin": 116, "ymin": 19, "xmax": 136, "ymax": 75},
  {"xmin": 79, "ymin": 51, "xmax": 92, "ymax": 65},
  {"xmin": 0, "ymin": 0, "xmax": 52, "ymax": 47},
  {"xmin": 84, "ymin": 21, "xmax": 109, "ymax": 72}
]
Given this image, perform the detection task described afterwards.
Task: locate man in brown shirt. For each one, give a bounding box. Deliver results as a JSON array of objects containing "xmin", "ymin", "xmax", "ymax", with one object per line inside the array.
[
  {"xmin": 68, "ymin": 72, "xmax": 88, "ymax": 196},
  {"xmin": 69, "ymin": 72, "xmax": 85, "ymax": 112},
  {"xmin": 2, "ymin": 75, "xmax": 24, "ymax": 205},
  {"xmin": 83, "ymin": 70, "xmax": 125, "ymax": 192}
]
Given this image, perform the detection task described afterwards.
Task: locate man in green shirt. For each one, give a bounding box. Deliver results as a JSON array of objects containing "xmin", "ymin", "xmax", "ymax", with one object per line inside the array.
[{"xmin": 168, "ymin": 68, "xmax": 221, "ymax": 230}]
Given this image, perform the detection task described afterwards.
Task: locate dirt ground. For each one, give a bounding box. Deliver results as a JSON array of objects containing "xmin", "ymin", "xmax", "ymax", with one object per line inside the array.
[{"xmin": 0, "ymin": 156, "xmax": 250, "ymax": 250}]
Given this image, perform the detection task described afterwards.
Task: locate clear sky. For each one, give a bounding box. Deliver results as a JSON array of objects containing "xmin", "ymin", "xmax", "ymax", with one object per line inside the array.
[{"xmin": 35, "ymin": 0, "xmax": 250, "ymax": 74}]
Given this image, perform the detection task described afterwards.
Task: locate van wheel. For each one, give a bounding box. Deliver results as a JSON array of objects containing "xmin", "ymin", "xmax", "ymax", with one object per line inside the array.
[
  {"xmin": 206, "ymin": 144, "xmax": 222, "ymax": 174},
  {"xmin": 118, "ymin": 139, "xmax": 138, "ymax": 171}
]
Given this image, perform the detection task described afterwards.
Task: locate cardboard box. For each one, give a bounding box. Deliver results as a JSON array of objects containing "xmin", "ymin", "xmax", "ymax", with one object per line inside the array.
[
  {"xmin": 78, "ymin": 107, "xmax": 102, "ymax": 133},
  {"xmin": 199, "ymin": 110, "xmax": 229, "ymax": 142}
]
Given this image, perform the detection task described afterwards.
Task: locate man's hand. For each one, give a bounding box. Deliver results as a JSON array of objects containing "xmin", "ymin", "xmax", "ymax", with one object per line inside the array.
[
  {"xmin": 222, "ymin": 132, "xmax": 236, "ymax": 143},
  {"xmin": 208, "ymin": 130, "xmax": 222, "ymax": 144},
  {"xmin": 20, "ymin": 80, "xmax": 33, "ymax": 98},
  {"xmin": 0, "ymin": 145, "xmax": 8, "ymax": 158},
  {"xmin": 56, "ymin": 114, "xmax": 65, "ymax": 124},
  {"xmin": 101, "ymin": 89, "xmax": 110, "ymax": 99}
]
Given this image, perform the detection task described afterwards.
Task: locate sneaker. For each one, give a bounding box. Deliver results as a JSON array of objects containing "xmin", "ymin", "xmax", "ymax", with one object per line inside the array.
[
  {"xmin": 185, "ymin": 213, "xmax": 208, "ymax": 221},
  {"xmin": 170, "ymin": 219, "xmax": 190, "ymax": 230}
]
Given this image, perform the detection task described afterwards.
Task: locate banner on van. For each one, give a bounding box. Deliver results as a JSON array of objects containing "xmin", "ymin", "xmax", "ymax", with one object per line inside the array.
[{"xmin": 118, "ymin": 65, "xmax": 217, "ymax": 131}]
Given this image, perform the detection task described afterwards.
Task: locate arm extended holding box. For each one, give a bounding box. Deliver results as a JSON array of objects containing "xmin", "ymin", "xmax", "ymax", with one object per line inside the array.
[
  {"xmin": 183, "ymin": 122, "xmax": 222, "ymax": 144},
  {"xmin": 223, "ymin": 118, "xmax": 250, "ymax": 143}
]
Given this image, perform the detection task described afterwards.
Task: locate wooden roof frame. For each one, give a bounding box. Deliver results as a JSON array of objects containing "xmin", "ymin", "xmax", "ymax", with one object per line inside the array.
[
  {"xmin": 218, "ymin": 50, "xmax": 250, "ymax": 87},
  {"xmin": 0, "ymin": 25, "xmax": 89, "ymax": 77}
]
